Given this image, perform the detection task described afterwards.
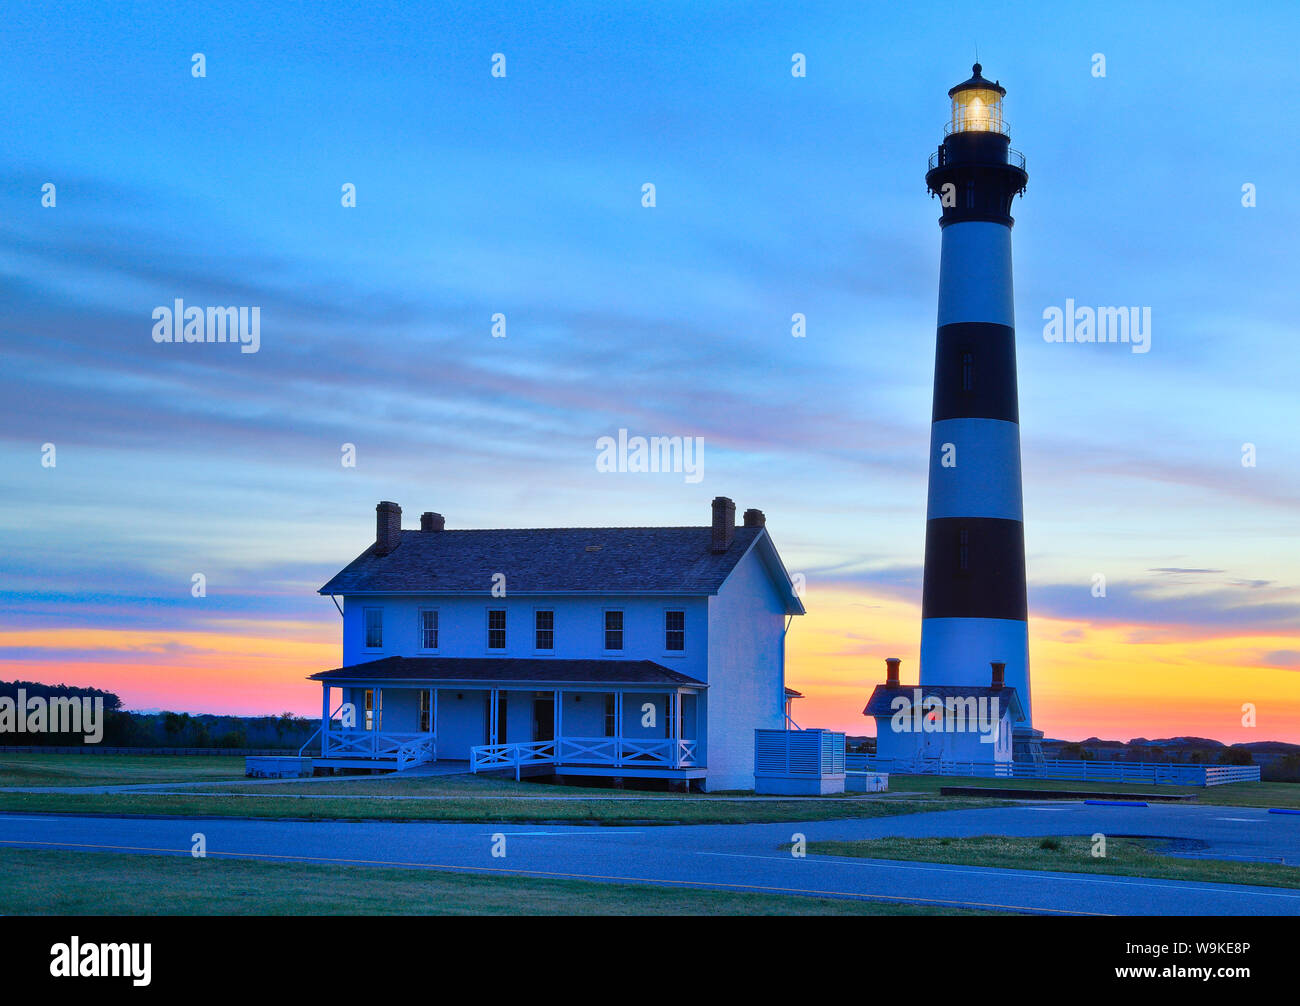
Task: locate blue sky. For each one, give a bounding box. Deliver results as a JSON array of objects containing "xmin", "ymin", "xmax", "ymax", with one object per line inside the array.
[{"xmin": 1, "ymin": 1, "xmax": 1297, "ymax": 734}]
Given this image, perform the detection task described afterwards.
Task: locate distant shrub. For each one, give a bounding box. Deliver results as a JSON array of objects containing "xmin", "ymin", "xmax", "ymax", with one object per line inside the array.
[
  {"xmin": 1263, "ymin": 754, "xmax": 1300, "ymax": 783},
  {"xmin": 1039, "ymin": 838, "xmax": 1061, "ymax": 851}
]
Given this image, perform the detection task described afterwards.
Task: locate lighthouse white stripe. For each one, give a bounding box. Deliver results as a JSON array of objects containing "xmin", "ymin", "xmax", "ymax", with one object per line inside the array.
[
  {"xmin": 937, "ymin": 221, "xmax": 1015, "ymax": 328},
  {"xmin": 927, "ymin": 418, "xmax": 1024, "ymax": 520},
  {"xmin": 919, "ymin": 616, "xmax": 1031, "ymax": 720}
]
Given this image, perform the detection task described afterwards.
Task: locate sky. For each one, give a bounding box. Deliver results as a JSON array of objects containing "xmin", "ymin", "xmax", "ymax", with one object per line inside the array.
[{"xmin": 1, "ymin": 1, "xmax": 1297, "ymax": 742}]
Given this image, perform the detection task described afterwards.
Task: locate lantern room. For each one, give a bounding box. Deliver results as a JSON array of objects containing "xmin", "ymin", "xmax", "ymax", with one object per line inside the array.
[{"xmin": 948, "ymin": 62, "xmax": 1007, "ymax": 135}]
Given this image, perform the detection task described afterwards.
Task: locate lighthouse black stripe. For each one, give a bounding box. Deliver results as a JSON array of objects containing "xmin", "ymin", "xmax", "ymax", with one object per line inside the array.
[
  {"xmin": 921, "ymin": 517, "xmax": 1027, "ymax": 620},
  {"xmin": 932, "ymin": 322, "xmax": 1019, "ymax": 423}
]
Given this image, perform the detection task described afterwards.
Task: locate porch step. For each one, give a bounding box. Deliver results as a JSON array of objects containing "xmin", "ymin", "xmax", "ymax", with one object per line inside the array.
[{"xmin": 313, "ymin": 756, "xmax": 402, "ymax": 772}]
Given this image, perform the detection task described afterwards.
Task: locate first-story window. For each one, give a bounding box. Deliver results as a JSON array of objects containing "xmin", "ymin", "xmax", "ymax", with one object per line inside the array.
[
  {"xmin": 420, "ymin": 609, "xmax": 439, "ymax": 650},
  {"xmin": 535, "ymin": 609, "xmax": 554, "ymax": 650},
  {"xmin": 487, "ymin": 609, "xmax": 506, "ymax": 650},
  {"xmin": 419, "ymin": 690, "xmax": 431, "ymax": 732},
  {"xmin": 665, "ymin": 610, "xmax": 685, "ymax": 651},
  {"xmin": 961, "ymin": 350, "xmax": 974, "ymax": 392},
  {"xmin": 958, "ymin": 528, "xmax": 970, "ymax": 572},
  {"xmin": 604, "ymin": 694, "xmax": 617, "ymax": 737},
  {"xmin": 363, "ymin": 689, "xmax": 378, "ymax": 731},
  {"xmin": 604, "ymin": 610, "xmax": 624, "ymax": 650},
  {"xmin": 364, "ymin": 608, "xmax": 383, "ymax": 649}
]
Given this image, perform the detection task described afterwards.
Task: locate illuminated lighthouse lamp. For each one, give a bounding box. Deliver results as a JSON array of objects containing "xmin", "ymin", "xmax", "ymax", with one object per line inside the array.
[{"xmin": 946, "ymin": 63, "xmax": 1007, "ymax": 136}]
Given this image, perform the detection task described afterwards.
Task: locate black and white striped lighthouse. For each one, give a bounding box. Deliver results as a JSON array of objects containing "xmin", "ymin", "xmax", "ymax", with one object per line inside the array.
[{"xmin": 920, "ymin": 65, "xmax": 1037, "ymax": 742}]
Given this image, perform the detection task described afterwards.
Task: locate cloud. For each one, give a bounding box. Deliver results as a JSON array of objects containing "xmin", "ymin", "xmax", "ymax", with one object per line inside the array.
[{"xmin": 801, "ymin": 564, "xmax": 1300, "ymax": 640}]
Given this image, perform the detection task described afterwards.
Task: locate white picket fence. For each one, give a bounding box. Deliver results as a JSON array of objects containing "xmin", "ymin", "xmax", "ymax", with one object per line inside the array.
[{"xmin": 846, "ymin": 754, "xmax": 1259, "ymax": 787}]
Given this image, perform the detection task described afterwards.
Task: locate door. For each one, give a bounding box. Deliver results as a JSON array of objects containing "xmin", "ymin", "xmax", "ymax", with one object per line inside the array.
[{"xmin": 533, "ymin": 698, "xmax": 554, "ymax": 742}]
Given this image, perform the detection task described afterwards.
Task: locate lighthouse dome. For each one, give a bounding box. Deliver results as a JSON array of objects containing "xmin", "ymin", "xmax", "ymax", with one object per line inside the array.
[{"xmin": 948, "ymin": 62, "xmax": 1007, "ymax": 97}]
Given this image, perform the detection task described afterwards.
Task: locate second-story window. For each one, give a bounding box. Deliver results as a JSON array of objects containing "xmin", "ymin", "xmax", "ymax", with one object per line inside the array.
[
  {"xmin": 420, "ymin": 610, "xmax": 439, "ymax": 650},
  {"xmin": 487, "ymin": 609, "xmax": 506, "ymax": 650},
  {"xmin": 604, "ymin": 610, "xmax": 623, "ymax": 650},
  {"xmin": 665, "ymin": 610, "xmax": 685, "ymax": 651},
  {"xmin": 535, "ymin": 610, "xmax": 554, "ymax": 650},
  {"xmin": 364, "ymin": 608, "xmax": 383, "ymax": 649}
]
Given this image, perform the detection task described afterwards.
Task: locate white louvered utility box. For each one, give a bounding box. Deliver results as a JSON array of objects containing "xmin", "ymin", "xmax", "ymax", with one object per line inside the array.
[{"xmin": 754, "ymin": 728, "xmax": 846, "ymax": 794}]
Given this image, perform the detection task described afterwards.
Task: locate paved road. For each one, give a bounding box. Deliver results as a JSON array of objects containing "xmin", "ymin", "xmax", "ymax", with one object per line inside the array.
[{"xmin": 1, "ymin": 802, "xmax": 1297, "ymax": 914}]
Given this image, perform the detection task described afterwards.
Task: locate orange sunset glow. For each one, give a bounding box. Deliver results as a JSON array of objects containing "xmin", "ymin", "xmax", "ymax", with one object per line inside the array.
[{"xmin": 6, "ymin": 586, "xmax": 1298, "ymax": 744}]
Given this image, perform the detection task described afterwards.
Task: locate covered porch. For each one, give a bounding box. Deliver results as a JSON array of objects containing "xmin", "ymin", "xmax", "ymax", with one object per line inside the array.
[{"xmin": 307, "ymin": 656, "xmax": 707, "ymax": 780}]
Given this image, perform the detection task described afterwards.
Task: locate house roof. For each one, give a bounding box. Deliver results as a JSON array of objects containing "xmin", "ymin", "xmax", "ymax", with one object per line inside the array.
[
  {"xmin": 318, "ymin": 525, "xmax": 804, "ymax": 613},
  {"xmin": 863, "ymin": 684, "xmax": 1025, "ymax": 722},
  {"xmin": 310, "ymin": 656, "xmax": 707, "ymax": 688},
  {"xmin": 784, "ymin": 687, "xmax": 804, "ymax": 699}
]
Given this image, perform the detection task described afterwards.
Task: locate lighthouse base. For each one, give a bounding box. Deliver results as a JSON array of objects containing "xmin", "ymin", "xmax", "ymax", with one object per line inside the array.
[{"xmin": 1013, "ymin": 726, "xmax": 1045, "ymax": 765}]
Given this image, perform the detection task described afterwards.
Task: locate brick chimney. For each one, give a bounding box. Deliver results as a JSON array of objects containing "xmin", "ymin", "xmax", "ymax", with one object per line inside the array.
[
  {"xmin": 990, "ymin": 661, "xmax": 1005, "ymax": 690},
  {"xmin": 710, "ymin": 496, "xmax": 736, "ymax": 552},
  {"xmin": 375, "ymin": 501, "xmax": 402, "ymax": 555},
  {"xmin": 743, "ymin": 508, "xmax": 766, "ymax": 528},
  {"xmin": 420, "ymin": 512, "xmax": 445, "ymax": 532},
  {"xmin": 885, "ymin": 657, "xmax": 901, "ymax": 687}
]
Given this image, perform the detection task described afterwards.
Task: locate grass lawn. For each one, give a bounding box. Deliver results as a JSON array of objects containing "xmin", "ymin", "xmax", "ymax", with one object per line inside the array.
[
  {"xmin": 0, "ymin": 754, "xmax": 1011, "ymax": 823},
  {"xmin": 886, "ymin": 774, "xmax": 1300, "ymax": 809},
  {"xmin": 0, "ymin": 848, "xmax": 995, "ymax": 915},
  {"xmin": 807, "ymin": 835, "xmax": 1300, "ymax": 889},
  {"xmin": 0, "ymin": 753, "xmax": 248, "ymax": 789}
]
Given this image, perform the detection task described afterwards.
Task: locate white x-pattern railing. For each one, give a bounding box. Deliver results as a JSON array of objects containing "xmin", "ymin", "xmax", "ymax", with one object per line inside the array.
[
  {"xmin": 322, "ymin": 729, "xmax": 436, "ymax": 770},
  {"xmin": 471, "ymin": 736, "xmax": 699, "ymax": 774}
]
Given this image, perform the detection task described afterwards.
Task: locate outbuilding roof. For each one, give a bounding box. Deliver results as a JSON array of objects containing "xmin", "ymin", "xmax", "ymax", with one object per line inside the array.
[{"xmin": 863, "ymin": 684, "xmax": 1024, "ymax": 722}]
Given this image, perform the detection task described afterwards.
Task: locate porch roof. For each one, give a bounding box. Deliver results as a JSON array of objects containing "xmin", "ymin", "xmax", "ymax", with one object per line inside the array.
[{"xmin": 310, "ymin": 655, "xmax": 706, "ymax": 688}]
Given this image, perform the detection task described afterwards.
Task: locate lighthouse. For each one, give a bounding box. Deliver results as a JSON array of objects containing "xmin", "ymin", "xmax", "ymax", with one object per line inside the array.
[{"xmin": 919, "ymin": 64, "xmax": 1041, "ymax": 758}]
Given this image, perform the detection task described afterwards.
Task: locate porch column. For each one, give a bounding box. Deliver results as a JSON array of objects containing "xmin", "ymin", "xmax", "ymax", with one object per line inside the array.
[
  {"xmin": 490, "ymin": 688, "xmax": 499, "ymax": 745},
  {"xmin": 432, "ymin": 688, "xmax": 438, "ymax": 760},
  {"xmin": 321, "ymin": 685, "xmax": 330, "ymax": 756},
  {"xmin": 554, "ymin": 688, "xmax": 562, "ymax": 759},
  {"xmin": 615, "ymin": 691, "xmax": 623, "ymax": 767},
  {"xmin": 672, "ymin": 690, "xmax": 681, "ymax": 768}
]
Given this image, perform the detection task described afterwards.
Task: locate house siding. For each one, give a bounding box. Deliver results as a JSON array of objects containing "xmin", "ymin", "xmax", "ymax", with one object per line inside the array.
[
  {"xmin": 341, "ymin": 594, "xmax": 708, "ymax": 678},
  {"xmin": 874, "ymin": 709, "xmax": 1015, "ymax": 763},
  {"xmin": 704, "ymin": 544, "xmax": 788, "ymax": 790}
]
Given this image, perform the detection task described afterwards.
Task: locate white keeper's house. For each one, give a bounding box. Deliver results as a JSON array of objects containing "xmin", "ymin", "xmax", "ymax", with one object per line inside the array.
[{"xmin": 310, "ymin": 496, "xmax": 805, "ymax": 791}]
